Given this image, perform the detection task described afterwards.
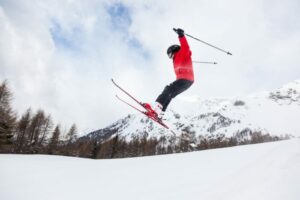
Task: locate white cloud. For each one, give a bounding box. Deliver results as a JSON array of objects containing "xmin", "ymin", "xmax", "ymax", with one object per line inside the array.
[{"xmin": 0, "ymin": 0, "xmax": 300, "ymax": 134}]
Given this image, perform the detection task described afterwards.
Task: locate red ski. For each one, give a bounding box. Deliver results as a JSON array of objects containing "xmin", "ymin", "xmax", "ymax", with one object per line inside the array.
[{"xmin": 112, "ymin": 79, "xmax": 175, "ymax": 133}]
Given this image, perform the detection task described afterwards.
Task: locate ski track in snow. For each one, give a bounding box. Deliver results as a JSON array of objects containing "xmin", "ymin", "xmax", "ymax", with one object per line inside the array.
[{"xmin": 1, "ymin": 139, "xmax": 300, "ymax": 200}]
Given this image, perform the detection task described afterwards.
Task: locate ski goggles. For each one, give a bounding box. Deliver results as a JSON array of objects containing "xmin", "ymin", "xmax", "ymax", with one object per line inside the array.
[{"xmin": 168, "ymin": 52, "xmax": 174, "ymax": 59}]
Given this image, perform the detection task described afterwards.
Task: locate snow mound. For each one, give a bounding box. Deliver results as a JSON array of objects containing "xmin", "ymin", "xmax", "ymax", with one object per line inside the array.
[{"xmin": 1, "ymin": 139, "xmax": 300, "ymax": 200}]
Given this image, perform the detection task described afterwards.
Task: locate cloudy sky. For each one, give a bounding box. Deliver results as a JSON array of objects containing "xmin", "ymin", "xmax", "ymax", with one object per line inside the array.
[{"xmin": 1, "ymin": 0, "xmax": 300, "ymax": 134}]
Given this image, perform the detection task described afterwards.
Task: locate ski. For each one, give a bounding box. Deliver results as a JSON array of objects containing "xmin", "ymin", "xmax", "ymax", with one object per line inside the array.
[
  {"xmin": 112, "ymin": 79, "xmax": 176, "ymax": 133},
  {"xmin": 115, "ymin": 95, "xmax": 169, "ymax": 129}
]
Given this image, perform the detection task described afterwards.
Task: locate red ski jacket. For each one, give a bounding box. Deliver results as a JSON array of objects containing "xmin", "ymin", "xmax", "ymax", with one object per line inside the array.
[{"xmin": 173, "ymin": 36, "xmax": 194, "ymax": 81}]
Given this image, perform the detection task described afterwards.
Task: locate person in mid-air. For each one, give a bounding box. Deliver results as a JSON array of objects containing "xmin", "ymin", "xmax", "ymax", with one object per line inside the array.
[{"xmin": 145, "ymin": 28, "xmax": 194, "ymax": 119}]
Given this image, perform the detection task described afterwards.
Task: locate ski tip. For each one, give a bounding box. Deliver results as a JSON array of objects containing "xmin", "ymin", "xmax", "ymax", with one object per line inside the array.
[
  {"xmin": 115, "ymin": 94, "xmax": 121, "ymax": 100},
  {"xmin": 111, "ymin": 78, "xmax": 117, "ymax": 84},
  {"xmin": 227, "ymin": 52, "xmax": 233, "ymax": 56}
]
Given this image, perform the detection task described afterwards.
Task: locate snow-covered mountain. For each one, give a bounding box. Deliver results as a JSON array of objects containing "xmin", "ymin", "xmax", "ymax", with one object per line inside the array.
[{"xmin": 84, "ymin": 80, "xmax": 300, "ymax": 142}]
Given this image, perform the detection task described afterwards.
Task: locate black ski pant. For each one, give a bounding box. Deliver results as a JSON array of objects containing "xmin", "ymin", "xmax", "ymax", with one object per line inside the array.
[{"xmin": 156, "ymin": 79, "xmax": 193, "ymax": 111}]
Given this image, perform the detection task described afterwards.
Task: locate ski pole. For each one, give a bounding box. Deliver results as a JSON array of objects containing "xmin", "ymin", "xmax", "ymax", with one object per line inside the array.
[
  {"xmin": 173, "ymin": 28, "xmax": 233, "ymax": 56},
  {"xmin": 193, "ymin": 61, "xmax": 217, "ymax": 65}
]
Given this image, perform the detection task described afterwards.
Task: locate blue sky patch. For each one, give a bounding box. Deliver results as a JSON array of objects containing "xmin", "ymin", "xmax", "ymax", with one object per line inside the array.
[
  {"xmin": 128, "ymin": 38, "xmax": 150, "ymax": 60},
  {"xmin": 106, "ymin": 2, "xmax": 150, "ymax": 60},
  {"xmin": 49, "ymin": 20, "xmax": 82, "ymax": 53},
  {"xmin": 106, "ymin": 2, "xmax": 132, "ymax": 31}
]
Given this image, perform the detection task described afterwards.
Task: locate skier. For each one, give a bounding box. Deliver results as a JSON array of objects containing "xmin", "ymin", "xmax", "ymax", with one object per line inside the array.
[
  {"xmin": 113, "ymin": 28, "xmax": 231, "ymax": 125},
  {"xmin": 145, "ymin": 28, "xmax": 194, "ymax": 119}
]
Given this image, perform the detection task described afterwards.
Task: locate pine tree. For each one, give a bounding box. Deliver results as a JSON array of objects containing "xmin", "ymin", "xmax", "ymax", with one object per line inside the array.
[
  {"xmin": 38, "ymin": 114, "xmax": 53, "ymax": 147},
  {"xmin": 48, "ymin": 125, "xmax": 61, "ymax": 154},
  {"xmin": 28, "ymin": 110, "xmax": 45, "ymax": 147},
  {"xmin": 14, "ymin": 108, "xmax": 32, "ymax": 153},
  {"xmin": 66, "ymin": 124, "xmax": 78, "ymax": 144},
  {"xmin": 0, "ymin": 80, "xmax": 16, "ymax": 153},
  {"xmin": 64, "ymin": 124, "xmax": 78, "ymax": 156}
]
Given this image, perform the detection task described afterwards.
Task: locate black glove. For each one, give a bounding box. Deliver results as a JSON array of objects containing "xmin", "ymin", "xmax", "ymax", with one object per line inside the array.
[{"xmin": 173, "ymin": 28, "xmax": 184, "ymax": 37}]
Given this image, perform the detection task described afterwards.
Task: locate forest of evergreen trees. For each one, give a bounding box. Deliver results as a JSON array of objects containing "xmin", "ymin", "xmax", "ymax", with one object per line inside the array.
[
  {"xmin": 0, "ymin": 80, "xmax": 287, "ymax": 159},
  {"xmin": 0, "ymin": 80, "xmax": 78, "ymax": 155},
  {"xmin": 78, "ymin": 130, "xmax": 284, "ymax": 159}
]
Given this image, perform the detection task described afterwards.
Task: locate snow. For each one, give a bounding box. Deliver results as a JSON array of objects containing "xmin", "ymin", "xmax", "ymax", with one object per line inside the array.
[
  {"xmin": 105, "ymin": 79, "xmax": 300, "ymax": 140},
  {"xmin": 1, "ymin": 139, "xmax": 300, "ymax": 200}
]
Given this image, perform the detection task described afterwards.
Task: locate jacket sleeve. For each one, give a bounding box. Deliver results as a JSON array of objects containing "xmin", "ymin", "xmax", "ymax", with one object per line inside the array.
[{"xmin": 179, "ymin": 36, "xmax": 190, "ymax": 55}]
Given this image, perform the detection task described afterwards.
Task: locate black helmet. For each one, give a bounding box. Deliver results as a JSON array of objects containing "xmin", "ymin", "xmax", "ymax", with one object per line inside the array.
[{"xmin": 167, "ymin": 45, "xmax": 180, "ymax": 58}]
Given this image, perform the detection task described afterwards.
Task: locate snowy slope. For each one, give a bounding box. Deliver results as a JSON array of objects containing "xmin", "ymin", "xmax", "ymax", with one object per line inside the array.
[
  {"xmin": 1, "ymin": 139, "xmax": 300, "ymax": 200},
  {"xmin": 86, "ymin": 80, "xmax": 300, "ymax": 141}
]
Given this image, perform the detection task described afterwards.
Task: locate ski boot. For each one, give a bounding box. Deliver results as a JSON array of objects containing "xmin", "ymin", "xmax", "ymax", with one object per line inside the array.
[
  {"xmin": 142, "ymin": 103, "xmax": 158, "ymax": 118},
  {"xmin": 143, "ymin": 102, "xmax": 164, "ymax": 121}
]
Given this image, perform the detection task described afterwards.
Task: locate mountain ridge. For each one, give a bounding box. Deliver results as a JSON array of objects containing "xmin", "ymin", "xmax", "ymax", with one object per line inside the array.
[{"xmin": 81, "ymin": 80, "xmax": 300, "ymax": 143}]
